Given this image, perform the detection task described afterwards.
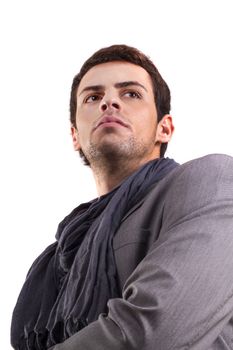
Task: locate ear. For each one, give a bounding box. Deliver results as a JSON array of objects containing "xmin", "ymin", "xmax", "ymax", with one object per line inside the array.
[
  {"xmin": 71, "ymin": 125, "xmax": 81, "ymax": 151},
  {"xmin": 155, "ymin": 114, "xmax": 174, "ymax": 144}
]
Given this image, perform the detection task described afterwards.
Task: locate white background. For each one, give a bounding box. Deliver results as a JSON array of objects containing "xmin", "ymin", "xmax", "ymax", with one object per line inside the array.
[{"xmin": 1, "ymin": 0, "xmax": 233, "ymax": 348}]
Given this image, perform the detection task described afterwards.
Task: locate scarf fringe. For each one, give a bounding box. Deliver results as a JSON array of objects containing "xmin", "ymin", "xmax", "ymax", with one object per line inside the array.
[{"xmin": 15, "ymin": 317, "xmax": 88, "ymax": 349}]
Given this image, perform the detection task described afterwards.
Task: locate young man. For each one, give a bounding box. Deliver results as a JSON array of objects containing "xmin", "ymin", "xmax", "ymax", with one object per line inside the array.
[{"xmin": 11, "ymin": 45, "xmax": 233, "ymax": 349}]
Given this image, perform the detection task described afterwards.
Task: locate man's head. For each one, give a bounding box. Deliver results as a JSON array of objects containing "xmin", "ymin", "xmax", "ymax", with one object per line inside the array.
[{"xmin": 70, "ymin": 44, "xmax": 173, "ymax": 166}]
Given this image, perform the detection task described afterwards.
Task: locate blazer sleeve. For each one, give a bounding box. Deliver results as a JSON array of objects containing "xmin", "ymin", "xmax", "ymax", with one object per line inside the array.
[{"xmin": 49, "ymin": 154, "xmax": 233, "ymax": 350}]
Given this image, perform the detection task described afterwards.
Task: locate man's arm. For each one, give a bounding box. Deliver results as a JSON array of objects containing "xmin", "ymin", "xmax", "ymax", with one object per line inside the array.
[{"xmin": 49, "ymin": 154, "xmax": 233, "ymax": 349}]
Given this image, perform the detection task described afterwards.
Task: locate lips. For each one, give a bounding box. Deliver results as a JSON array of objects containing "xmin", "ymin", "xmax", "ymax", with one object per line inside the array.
[{"xmin": 94, "ymin": 115, "xmax": 129, "ymax": 130}]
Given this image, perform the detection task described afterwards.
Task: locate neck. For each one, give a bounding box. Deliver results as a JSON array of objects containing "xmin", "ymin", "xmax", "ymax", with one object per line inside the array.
[{"xmin": 92, "ymin": 157, "xmax": 159, "ymax": 196}]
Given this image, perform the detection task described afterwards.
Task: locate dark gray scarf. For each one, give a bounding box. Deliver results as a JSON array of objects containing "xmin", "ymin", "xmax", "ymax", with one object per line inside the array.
[{"xmin": 11, "ymin": 157, "xmax": 178, "ymax": 349}]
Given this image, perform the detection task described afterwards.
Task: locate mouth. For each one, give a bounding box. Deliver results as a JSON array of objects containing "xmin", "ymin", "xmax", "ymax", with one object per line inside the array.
[{"xmin": 94, "ymin": 115, "xmax": 130, "ymax": 130}]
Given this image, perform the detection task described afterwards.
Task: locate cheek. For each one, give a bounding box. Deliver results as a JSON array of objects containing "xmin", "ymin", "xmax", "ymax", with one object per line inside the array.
[
  {"xmin": 76, "ymin": 125, "xmax": 87, "ymax": 144},
  {"xmin": 76, "ymin": 111, "xmax": 88, "ymax": 131},
  {"xmin": 133, "ymin": 107, "xmax": 157, "ymax": 129},
  {"xmin": 76, "ymin": 118, "xmax": 94, "ymax": 147}
]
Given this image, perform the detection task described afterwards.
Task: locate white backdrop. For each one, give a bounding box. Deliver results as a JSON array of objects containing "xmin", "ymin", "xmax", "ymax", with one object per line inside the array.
[{"xmin": 1, "ymin": 0, "xmax": 233, "ymax": 348}]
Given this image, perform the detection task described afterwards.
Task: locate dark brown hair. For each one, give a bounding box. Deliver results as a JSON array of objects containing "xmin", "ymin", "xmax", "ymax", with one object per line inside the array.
[{"xmin": 70, "ymin": 44, "xmax": 171, "ymax": 163}]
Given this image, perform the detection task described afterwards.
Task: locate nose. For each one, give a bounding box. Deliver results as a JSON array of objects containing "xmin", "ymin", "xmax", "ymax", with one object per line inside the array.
[{"xmin": 99, "ymin": 97, "xmax": 120, "ymax": 113}]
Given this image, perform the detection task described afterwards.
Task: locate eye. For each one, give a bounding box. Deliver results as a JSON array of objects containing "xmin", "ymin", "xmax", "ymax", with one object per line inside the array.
[
  {"xmin": 123, "ymin": 90, "xmax": 142, "ymax": 99},
  {"xmin": 84, "ymin": 94, "xmax": 102, "ymax": 103}
]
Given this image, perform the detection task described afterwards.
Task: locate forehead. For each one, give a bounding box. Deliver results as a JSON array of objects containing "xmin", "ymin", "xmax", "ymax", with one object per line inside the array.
[{"xmin": 77, "ymin": 61, "xmax": 154, "ymax": 94}]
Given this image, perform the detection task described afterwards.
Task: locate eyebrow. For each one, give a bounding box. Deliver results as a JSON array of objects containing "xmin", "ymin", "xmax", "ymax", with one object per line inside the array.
[{"xmin": 79, "ymin": 81, "xmax": 148, "ymax": 96}]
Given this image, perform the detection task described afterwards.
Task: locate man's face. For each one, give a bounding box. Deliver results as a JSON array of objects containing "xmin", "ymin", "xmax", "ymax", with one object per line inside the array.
[{"xmin": 72, "ymin": 61, "xmax": 172, "ymax": 166}]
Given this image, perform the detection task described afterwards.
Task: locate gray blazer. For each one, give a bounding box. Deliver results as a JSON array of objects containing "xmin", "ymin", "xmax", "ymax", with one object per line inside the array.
[{"xmin": 50, "ymin": 154, "xmax": 233, "ymax": 350}]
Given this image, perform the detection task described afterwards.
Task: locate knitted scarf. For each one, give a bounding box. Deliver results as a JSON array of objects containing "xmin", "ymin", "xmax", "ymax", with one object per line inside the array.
[{"xmin": 11, "ymin": 157, "xmax": 178, "ymax": 349}]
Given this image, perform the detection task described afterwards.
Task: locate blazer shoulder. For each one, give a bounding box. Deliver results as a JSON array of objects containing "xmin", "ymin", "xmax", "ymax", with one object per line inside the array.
[
  {"xmin": 170, "ymin": 153, "xmax": 233, "ymax": 184},
  {"xmin": 182, "ymin": 153, "xmax": 233, "ymax": 169},
  {"xmin": 160, "ymin": 154, "xmax": 233, "ymax": 228}
]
